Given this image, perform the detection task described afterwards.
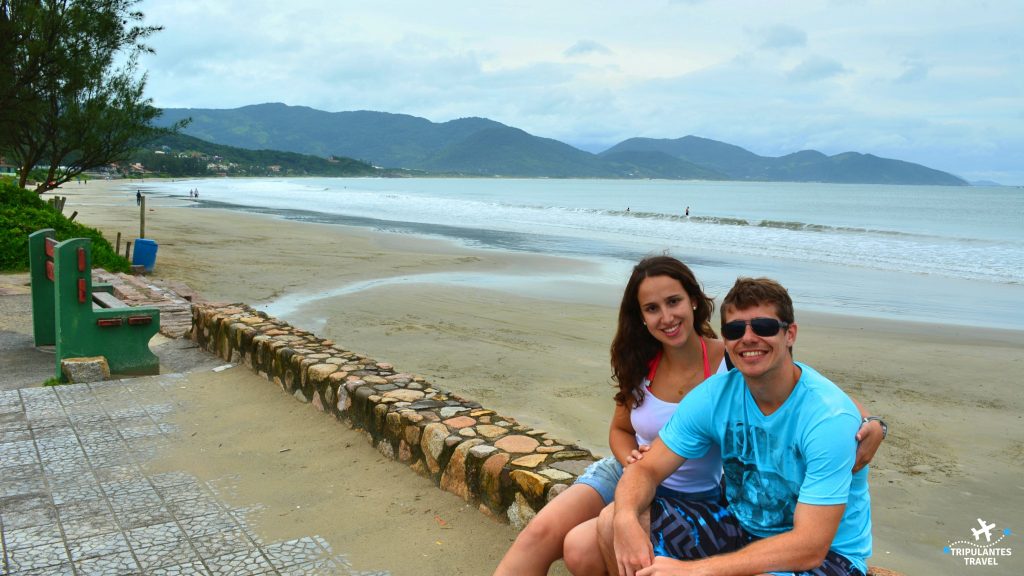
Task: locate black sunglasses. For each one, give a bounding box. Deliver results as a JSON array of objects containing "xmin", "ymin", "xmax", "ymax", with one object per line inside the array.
[{"xmin": 721, "ymin": 318, "xmax": 789, "ymax": 341}]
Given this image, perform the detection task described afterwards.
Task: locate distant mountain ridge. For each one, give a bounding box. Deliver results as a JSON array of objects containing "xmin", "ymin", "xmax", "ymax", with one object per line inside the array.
[
  {"xmin": 602, "ymin": 136, "xmax": 965, "ymax": 185},
  {"xmin": 156, "ymin": 103, "xmax": 966, "ymax": 185}
]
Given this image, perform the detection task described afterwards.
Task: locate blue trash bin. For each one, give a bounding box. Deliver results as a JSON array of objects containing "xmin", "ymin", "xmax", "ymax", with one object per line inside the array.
[{"xmin": 132, "ymin": 238, "xmax": 158, "ymax": 272}]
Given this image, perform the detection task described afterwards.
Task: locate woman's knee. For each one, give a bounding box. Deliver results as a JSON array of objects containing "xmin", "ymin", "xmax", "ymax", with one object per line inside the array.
[
  {"xmin": 494, "ymin": 515, "xmax": 564, "ymax": 575},
  {"xmin": 517, "ymin": 514, "xmax": 564, "ymax": 548},
  {"xmin": 563, "ymin": 520, "xmax": 604, "ymax": 575}
]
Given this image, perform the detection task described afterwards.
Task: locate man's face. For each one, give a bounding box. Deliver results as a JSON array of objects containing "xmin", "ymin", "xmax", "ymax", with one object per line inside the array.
[{"xmin": 722, "ymin": 303, "xmax": 796, "ymax": 382}]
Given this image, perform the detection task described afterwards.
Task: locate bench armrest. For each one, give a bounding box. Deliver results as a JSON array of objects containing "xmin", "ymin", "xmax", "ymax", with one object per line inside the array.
[{"xmin": 93, "ymin": 291, "xmax": 129, "ymax": 309}]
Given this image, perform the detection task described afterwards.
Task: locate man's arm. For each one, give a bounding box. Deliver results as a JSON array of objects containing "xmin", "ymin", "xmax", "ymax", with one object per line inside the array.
[
  {"xmin": 611, "ymin": 438, "xmax": 686, "ymax": 576},
  {"xmin": 637, "ymin": 502, "xmax": 845, "ymax": 576},
  {"xmin": 850, "ymin": 395, "xmax": 884, "ymax": 472}
]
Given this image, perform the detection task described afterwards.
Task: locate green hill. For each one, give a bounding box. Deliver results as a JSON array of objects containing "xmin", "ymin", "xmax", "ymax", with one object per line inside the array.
[
  {"xmin": 128, "ymin": 132, "xmax": 381, "ymax": 177},
  {"xmin": 155, "ymin": 103, "xmax": 967, "ymax": 184},
  {"xmin": 602, "ymin": 136, "xmax": 967, "ymax": 185},
  {"xmin": 420, "ymin": 127, "xmax": 616, "ymax": 177},
  {"xmin": 157, "ymin": 104, "xmax": 509, "ymax": 170},
  {"xmin": 599, "ymin": 150, "xmax": 728, "ymax": 180}
]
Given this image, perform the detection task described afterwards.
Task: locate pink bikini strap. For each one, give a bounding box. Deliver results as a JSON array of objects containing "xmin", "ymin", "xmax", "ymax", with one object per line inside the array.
[
  {"xmin": 646, "ymin": 337, "xmax": 711, "ymax": 387},
  {"xmin": 647, "ymin": 350, "xmax": 663, "ymax": 383},
  {"xmin": 700, "ymin": 336, "xmax": 711, "ymax": 379}
]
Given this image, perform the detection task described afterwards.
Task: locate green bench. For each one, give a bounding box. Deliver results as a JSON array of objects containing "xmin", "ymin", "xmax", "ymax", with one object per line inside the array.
[{"xmin": 29, "ymin": 229, "xmax": 160, "ymax": 381}]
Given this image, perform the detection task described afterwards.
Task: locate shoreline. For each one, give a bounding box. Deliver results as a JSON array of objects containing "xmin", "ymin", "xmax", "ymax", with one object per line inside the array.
[{"xmin": 50, "ymin": 179, "xmax": 1024, "ymax": 575}]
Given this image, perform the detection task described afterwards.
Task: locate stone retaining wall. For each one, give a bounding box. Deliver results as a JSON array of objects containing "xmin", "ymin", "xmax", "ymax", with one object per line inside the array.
[{"xmin": 190, "ymin": 302, "xmax": 600, "ymax": 528}]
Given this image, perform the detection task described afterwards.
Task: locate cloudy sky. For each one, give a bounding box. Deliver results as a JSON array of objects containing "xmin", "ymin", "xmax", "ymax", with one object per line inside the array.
[{"xmin": 137, "ymin": 0, "xmax": 1023, "ymax": 184}]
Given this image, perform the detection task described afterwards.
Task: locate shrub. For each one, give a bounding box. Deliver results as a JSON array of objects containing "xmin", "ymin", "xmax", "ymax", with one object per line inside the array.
[{"xmin": 0, "ymin": 181, "xmax": 131, "ymax": 273}]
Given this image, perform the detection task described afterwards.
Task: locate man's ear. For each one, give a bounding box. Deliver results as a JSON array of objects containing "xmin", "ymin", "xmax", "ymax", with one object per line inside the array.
[{"xmin": 785, "ymin": 322, "xmax": 797, "ymax": 349}]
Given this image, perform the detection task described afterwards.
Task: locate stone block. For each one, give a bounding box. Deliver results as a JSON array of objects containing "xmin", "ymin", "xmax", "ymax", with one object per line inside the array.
[
  {"xmin": 307, "ymin": 363, "xmax": 338, "ymax": 384},
  {"xmin": 511, "ymin": 453, "xmax": 548, "ymax": 468},
  {"xmin": 476, "ymin": 424, "xmax": 507, "ymax": 439},
  {"xmin": 385, "ymin": 411, "xmax": 404, "ymax": 441},
  {"xmin": 546, "ymin": 482, "xmax": 569, "ymax": 502},
  {"xmin": 61, "ymin": 356, "xmax": 110, "ymax": 383},
  {"xmin": 507, "ymin": 493, "xmax": 537, "ymax": 531},
  {"xmin": 510, "ymin": 469, "xmax": 549, "ymax": 501},
  {"xmin": 494, "ymin": 434, "xmax": 540, "ymax": 454},
  {"xmin": 383, "ymin": 389, "xmax": 425, "ymax": 402},
  {"xmin": 421, "ymin": 422, "xmax": 449, "ymax": 475},
  {"xmin": 404, "ymin": 423, "xmax": 423, "ymax": 448},
  {"xmin": 539, "ymin": 468, "xmax": 574, "ymax": 482},
  {"xmin": 480, "ymin": 453, "xmax": 510, "ymax": 510},
  {"xmin": 440, "ymin": 439, "xmax": 484, "ymax": 502}
]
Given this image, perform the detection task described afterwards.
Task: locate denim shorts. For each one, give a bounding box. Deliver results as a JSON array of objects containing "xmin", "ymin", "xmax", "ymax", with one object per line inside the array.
[
  {"xmin": 574, "ymin": 456, "xmax": 722, "ymax": 505},
  {"xmin": 575, "ymin": 456, "xmax": 624, "ymax": 504}
]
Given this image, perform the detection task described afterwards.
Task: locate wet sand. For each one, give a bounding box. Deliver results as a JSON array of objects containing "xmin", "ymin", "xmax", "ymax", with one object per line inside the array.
[{"xmin": 57, "ymin": 179, "xmax": 1024, "ymax": 575}]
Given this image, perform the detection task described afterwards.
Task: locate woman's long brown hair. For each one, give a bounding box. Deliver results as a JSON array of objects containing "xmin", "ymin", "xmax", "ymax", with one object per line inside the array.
[{"xmin": 610, "ymin": 256, "xmax": 717, "ymax": 408}]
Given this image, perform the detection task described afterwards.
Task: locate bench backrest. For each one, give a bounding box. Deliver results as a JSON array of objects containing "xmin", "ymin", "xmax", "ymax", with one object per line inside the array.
[
  {"xmin": 28, "ymin": 229, "xmax": 58, "ymax": 346},
  {"xmin": 29, "ymin": 228, "xmax": 161, "ymax": 380}
]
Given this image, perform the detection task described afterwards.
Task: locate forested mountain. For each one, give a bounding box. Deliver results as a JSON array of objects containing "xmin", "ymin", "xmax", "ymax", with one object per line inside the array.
[
  {"xmin": 602, "ymin": 136, "xmax": 967, "ymax": 185},
  {"xmin": 156, "ymin": 103, "xmax": 966, "ymax": 184},
  {"xmin": 128, "ymin": 132, "xmax": 380, "ymax": 177}
]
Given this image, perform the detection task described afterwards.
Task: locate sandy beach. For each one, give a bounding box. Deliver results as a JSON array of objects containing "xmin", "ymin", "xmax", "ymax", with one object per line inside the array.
[{"xmin": 54, "ymin": 179, "xmax": 1024, "ymax": 575}]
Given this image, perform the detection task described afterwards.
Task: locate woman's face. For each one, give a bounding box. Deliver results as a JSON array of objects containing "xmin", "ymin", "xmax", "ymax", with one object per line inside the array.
[{"xmin": 637, "ymin": 275, "xmax": 695, "ymax": 348}]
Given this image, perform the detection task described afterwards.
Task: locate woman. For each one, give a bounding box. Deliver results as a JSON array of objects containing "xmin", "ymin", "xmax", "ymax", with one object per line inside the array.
[{"xmin": 493, "ymin": 256, "xmax": 883, "ymax": 575}]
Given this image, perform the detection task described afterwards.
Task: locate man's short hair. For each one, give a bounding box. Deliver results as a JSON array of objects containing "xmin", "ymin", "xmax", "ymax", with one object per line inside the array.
[{"xmin": 720, "ymin": 277, "xmax": 795, "ymax": 325}]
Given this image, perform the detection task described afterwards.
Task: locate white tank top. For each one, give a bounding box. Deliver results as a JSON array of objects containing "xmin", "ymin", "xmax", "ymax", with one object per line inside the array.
[{"xmin": 630, "ymin": 357, "xmax": 727, "ymax": 493}]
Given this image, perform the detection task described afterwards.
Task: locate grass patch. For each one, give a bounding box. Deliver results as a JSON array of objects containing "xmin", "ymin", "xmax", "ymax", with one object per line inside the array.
[{"xmin": 1, "ymin": 181, "xmax": 130, "ymax": 273}]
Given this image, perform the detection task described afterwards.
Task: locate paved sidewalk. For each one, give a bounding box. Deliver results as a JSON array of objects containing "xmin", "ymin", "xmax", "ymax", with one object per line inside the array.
[{"xmin": 0, "ymin": 375, "xmax": 388, "ymax": 576}]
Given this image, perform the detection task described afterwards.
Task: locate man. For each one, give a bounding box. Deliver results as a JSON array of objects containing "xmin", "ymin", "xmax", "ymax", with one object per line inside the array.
[{"xmin": 596, "ymin": 277, "xmax": 871, "ymax": 576}]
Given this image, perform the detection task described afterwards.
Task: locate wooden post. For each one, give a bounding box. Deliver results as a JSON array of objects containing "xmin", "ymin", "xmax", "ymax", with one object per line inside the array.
[
  {"xmin": 125, "ymin": 240, "xmax": 132, "ymax": 261},
  {"xmin": 68, "ymin": 211, "xmax": 77, "ymax": 222},
  {"xmin": 139, "ymin": 195, "xmax": 146, "ymax": 239},
  {"xmin": 115, "ymin": 232, "xmax": 121, "ymax": 254}
]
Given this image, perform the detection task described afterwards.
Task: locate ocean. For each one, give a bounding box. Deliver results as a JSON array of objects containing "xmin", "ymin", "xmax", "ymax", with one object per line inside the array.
[{"xmin": 143, "ymin": 177, "xmax": 1024, "ymax": 330}]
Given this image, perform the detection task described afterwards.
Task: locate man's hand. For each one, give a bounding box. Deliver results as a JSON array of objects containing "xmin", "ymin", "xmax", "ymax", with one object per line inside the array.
[
  {"xmin": 613, "ymin": 514, "xmax": 655, "ymax": 576},
  {"xmin": 853, "ymin": 418, "xmax": 883, "ymax": 472}
]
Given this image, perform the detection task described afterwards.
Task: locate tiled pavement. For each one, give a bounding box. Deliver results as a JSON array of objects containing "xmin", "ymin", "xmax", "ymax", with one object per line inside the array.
[{"xmin": 0, "ymin": 377, "xmax": 388, "ymax": 576}]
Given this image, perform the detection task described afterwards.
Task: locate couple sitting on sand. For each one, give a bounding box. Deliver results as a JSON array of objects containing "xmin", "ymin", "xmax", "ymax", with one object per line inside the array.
[{"xmin": 495, "ymin": 256, "xmax": 885, "ymax": 576}]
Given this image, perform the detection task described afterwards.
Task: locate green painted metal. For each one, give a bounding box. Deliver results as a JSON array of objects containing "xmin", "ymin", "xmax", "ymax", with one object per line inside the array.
[
  {"xmin": 29, "ymin": 230, "xmax": 161, "ymax": 381},
  {"xmin": 28, "ymin": 229, "xmax": 56, "ymax": 346}
]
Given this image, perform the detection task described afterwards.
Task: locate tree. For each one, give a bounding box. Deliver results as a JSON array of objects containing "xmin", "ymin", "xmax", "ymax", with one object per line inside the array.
[{"xmin": 0, "ymin": 0, "xmax": 185, "ymax": 193}]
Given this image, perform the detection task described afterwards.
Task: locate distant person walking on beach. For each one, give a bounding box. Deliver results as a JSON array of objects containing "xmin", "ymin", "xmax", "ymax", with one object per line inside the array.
[
  {"xmin": 492, "ymin": 257, "xmax": 885, "ymax": 576},
  {"xmin": 136, "ymin": 190, "xmax": 142, "ymax": 205}
]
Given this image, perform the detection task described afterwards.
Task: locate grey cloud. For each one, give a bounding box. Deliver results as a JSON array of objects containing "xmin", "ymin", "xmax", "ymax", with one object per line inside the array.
[
  {"xmin": 786, "ymin": 56, "xmax": 848, "ymax": 82},
  {"xmin": 564, "ymin": 40, "xmax": 612, "ymax": 58},
  {"xmin": 756, "ymin": 24, "xmax": 807, "ymax": 50},
  {"xmin": 895, "ymin": 58, "xmax": 930, "ymax": 83}
]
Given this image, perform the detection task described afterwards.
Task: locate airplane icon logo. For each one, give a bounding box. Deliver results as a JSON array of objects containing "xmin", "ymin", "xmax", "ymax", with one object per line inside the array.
[{"xmin": 971, "ymin": 518, "xmax": 997, "ymax": 542}]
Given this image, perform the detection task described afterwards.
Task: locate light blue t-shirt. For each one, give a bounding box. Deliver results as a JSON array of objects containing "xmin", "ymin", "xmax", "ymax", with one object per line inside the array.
[{"xmin": 659, "ymin": 362, "xmax": 871, "ymax": 574}]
